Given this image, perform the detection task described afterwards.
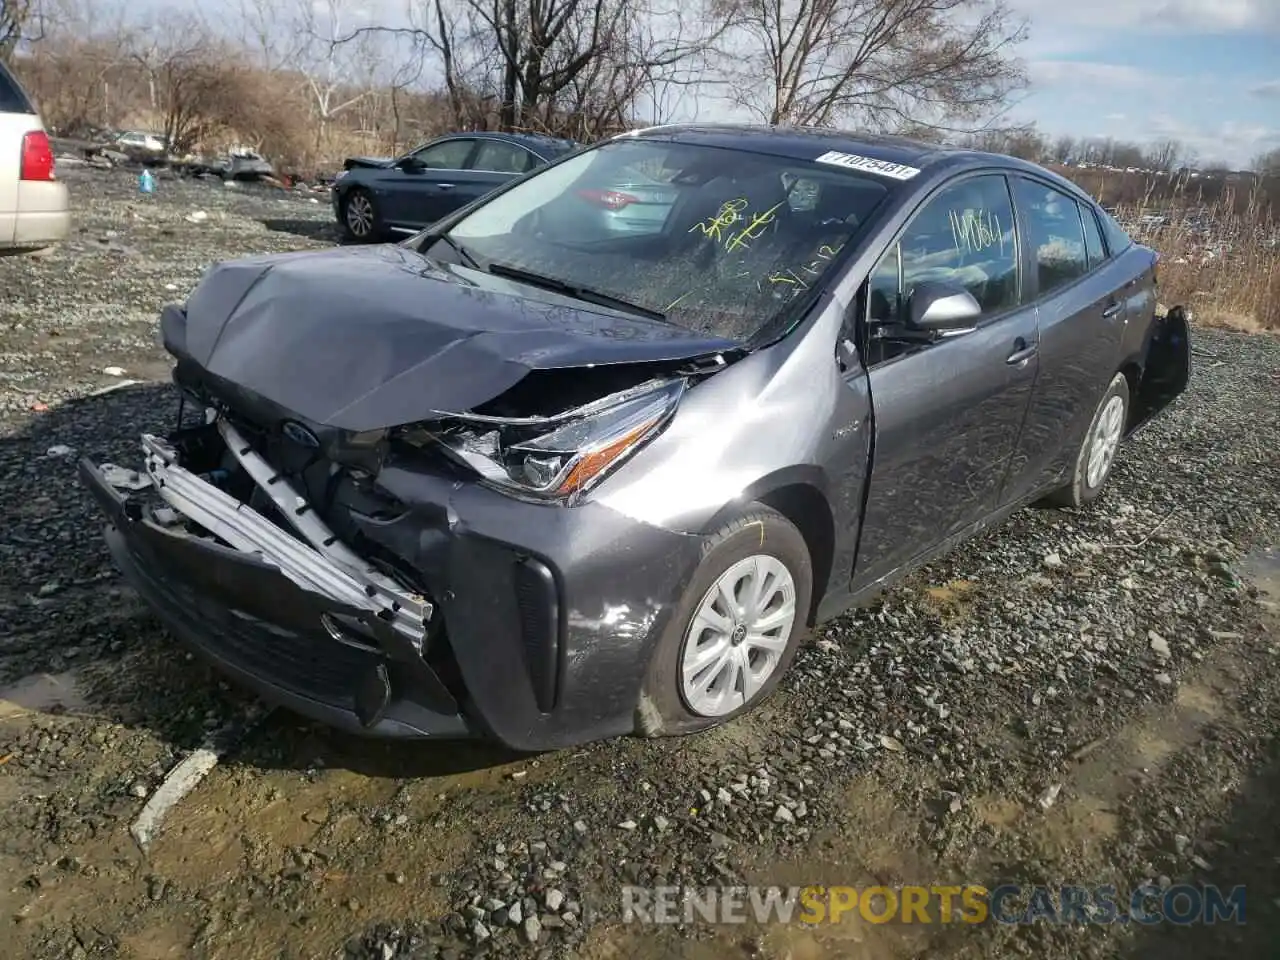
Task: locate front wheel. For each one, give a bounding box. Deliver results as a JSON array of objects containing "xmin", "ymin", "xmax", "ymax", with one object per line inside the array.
[
  {"xmin": 636, "ymin": 505, "xmax": 813, "ymax": 737},
  {"xmin": 1043, "ymin": 372, "xmax": 1130, "ymax": 508},
  {"xmin": 341, "ymin": 188, "xmax": 381, "ymax": 242}
]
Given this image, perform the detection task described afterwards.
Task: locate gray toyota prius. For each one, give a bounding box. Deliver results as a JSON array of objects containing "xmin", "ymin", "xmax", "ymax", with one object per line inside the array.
[{"xmin": 80, "ymin": 124, "xmax": 1190, "ymax": 750}]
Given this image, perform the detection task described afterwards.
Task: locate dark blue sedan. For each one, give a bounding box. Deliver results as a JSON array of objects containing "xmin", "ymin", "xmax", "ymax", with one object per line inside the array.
[{"xmin": 331, "ymin": 131, "xmax": 578, "ymax": 241}]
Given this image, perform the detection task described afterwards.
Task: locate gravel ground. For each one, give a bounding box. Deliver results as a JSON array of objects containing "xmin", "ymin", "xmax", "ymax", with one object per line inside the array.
[{"xmin": 2, "ymin": 166, "xmax": 1279, "ymax": 960}]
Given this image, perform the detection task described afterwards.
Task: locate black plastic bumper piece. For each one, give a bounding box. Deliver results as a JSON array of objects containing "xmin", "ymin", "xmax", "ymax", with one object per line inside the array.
[{"xmin": 80, "ymin": 458, "xmax": 471, "ymax": 740}]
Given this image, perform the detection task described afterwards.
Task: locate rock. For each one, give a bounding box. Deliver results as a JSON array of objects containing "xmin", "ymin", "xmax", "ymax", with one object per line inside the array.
[
  {"xmin": 879, "ymin": 735, "xmax": 905, "ymax": 752},
  {"xmin": 472, "ymin": 920, "xmax": 490, "ymax": 942},
  {"xmin": 1043, "ymin": 552, "xmax": 1063, "ymax": 569},
  {"xmin": 1038, "ymin": 784, "xmax": 1062, "ymax": 809},
  {"xmin": 523, "ymin": 915, "xmax": 542, "ymax": 943},
  {"xmin": 508, "ymin": 901, "xmax": 523, "ymax": 925},
  {"xmin": 653, "ymin": 815, "xmax": 669, "ymax": 832},
  {"xmin": 1149, "ymin": 632, "xmax": 1171, "ymax": 658},
  {"xmin": 103, "ymin": 366, "xmax": 127, "ymax": 377},
  {"xmin": 618, "ymin": 820, "xmax": 638, "ymax": 830},
  {"xmin": 773, "ymin": 805, "xmax": 795, "ymax": 824},
  {"xmin": 46, "ymin": 445, "xmax": 74, "ymax": 458},
  {"xmin": 546, "ymin": 889, "xmax": 564, "ymax": 912},
  {"xmin": 1155, "ymin": 672, "xmax": 1173, "ymax": 686}
]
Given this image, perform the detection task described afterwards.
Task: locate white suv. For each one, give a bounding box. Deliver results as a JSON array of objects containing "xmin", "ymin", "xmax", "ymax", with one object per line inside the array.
[{"xmin": 0, "ymin": 60, "xmax": 69, "ymax": 255}]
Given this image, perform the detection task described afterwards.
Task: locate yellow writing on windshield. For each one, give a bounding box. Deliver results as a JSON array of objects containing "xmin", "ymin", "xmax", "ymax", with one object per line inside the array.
[
  {"xmin": 767, "ymin": 269, "xmax": 808, "ymax": 289},
  {"xmin": 768, "ymin": 240, "xmax": 845, "ymax": 292},
  {"xmin": 800, "ymin": 242, "xmax": 844, "ymax": 277},
  {"xmin": 726, "ymin": 201, "xmax": 786, "ymax": 252},
  {"xmin": 949, "ymin": 209, "xmax": 1004, "ymax": 255},
  {"xmin": 689, "ymin": 198, "xmax": 748, "ymax": 243}
]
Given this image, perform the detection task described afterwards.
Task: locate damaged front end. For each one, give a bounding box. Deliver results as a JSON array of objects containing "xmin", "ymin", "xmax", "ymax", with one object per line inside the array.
[
  {"xmin": 81, "ymin": 360, "xmax": 716, "ymax": 746},
  {"xmin": 80, "ymin": 248, "xmax": 740, "ymax": 746},
  {"xmin": 79, "ymin": 412, "xmax": 467, "ymax": 737},
  {"xmin": 398, "ymin": 376, "xmax": 686, "ymax": 504}
]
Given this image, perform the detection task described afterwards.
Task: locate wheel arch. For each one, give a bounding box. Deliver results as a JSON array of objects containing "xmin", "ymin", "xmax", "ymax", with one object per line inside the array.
[{"xmin": 697, "ymin": 466, "xmax": 836, "ymax": 628}]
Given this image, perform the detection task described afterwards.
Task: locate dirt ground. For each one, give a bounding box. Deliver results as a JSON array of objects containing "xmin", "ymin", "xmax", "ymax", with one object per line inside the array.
[{"xmin": 1, "ymin": 166, "xmax": 1279, "ymax": 960}]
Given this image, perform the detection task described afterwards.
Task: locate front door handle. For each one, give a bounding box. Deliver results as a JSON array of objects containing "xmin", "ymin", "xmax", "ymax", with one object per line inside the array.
[
  {"xmin": 436, "ymin": 183, "xmax": 455, "ymax": 190},
  {"xmin": 1006, "ymin": 338, "xmax": 1038, "ymax": 365},
  {"xmin": 1101, "ymin": 301, "xmax": 1123, "ymax": 319}
]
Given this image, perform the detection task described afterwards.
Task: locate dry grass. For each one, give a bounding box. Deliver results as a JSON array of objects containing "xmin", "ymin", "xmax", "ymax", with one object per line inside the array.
[{"xmin": 1060, "ymin": 168, "xmax": 1280, "ymax": 333}]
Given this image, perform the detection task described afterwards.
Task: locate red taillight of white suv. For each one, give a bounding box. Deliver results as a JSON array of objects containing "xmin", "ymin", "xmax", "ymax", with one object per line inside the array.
[{"xmin": 20, "ymin": 130, "xmax": 55, "ymax": 181}]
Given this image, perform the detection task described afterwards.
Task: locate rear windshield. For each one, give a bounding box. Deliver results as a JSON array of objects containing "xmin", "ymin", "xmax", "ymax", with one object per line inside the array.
[
  {"xmin": 0, "ymin": 61, "xmax": 35, "ymax": 114},
  {"xmin": 440, "ymin": 138, "xmax": 892, "ymax": 342}
]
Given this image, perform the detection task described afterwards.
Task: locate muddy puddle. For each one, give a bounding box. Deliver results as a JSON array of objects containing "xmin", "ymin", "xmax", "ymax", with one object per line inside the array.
[
  {"xmin": 0, "ymin": 670, "xmax": 90, "ymax": 720},
  {"xmin": 1241, "ymin": 545, "xmax": 1280, "ymax": 611}
]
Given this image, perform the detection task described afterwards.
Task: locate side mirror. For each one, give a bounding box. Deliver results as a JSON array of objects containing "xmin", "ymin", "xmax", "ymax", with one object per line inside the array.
[
  {"xmin": 396, "ymin": 156, "xmax": 427, "ymax": 173},
  {"xmin": 906, "ymin": 280, "xmax": 982, "ymax": 333}
]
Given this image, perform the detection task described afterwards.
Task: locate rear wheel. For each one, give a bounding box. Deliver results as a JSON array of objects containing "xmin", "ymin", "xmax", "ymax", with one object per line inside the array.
[
  {"xmin": 1043, "ymin": 372, "xmax": 1130, "ymax": 508},
  {"xmin": 636, "ymin": 505, "xmax": 812, "ymax": 737},
  {"xmin": 341, "ymin": 188, "xmax": 381, "ymax": 242}
]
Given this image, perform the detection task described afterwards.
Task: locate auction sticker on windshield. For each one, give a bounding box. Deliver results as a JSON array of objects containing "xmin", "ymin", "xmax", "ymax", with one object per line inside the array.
[{"xmin": 814, "ymin": 151, "xmax": 921, "ymax": 180}]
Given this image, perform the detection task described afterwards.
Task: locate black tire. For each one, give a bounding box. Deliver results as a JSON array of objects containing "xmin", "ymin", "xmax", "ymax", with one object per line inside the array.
[
  {"xmin": 341, "ymin": 187, "xmax": 382, "ymax": 242},
  {"xmin": 1042, "ymin": 372, "xmax": 1131, "ymax": 508},
  {"xmin": 635, "ymin": 504, "xmax": 813, "ymax": 738}
]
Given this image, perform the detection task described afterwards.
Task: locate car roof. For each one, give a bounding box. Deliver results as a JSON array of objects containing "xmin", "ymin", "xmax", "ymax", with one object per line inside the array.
[
  {"xmin": 621, "ymin": 123, "xmax": 1093, "ymax": 201},
  {"xmin": 438, "ymin": 130, "xmax": 579, "ymax": 156}
]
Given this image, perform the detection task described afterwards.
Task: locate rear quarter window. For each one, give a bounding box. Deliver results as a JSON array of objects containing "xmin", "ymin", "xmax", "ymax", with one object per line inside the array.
[
  {"xmin": 0, "ymin": 61, "xmax": 35, "ymax": 114},
  {"xmin": 1096, "ymin": 206, "xmax": 1133, "ymax": 256}
]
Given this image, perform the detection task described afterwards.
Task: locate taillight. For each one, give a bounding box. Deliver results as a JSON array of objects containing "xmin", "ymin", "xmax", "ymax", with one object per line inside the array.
[
  {"xmin": 20, "ymin": 131, "xmax": 55, "ymax": 181},
  {"xmin": 576, "ymin": 188, "xmax": 639, "ymax": 211}
]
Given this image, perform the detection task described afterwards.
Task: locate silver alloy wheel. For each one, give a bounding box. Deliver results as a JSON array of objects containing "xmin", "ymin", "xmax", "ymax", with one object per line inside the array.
[
  {"xmin": 680, "ymin": 554, "xmax": 798, "ymax": 718},
  {"xmin": 1086, "ymin": 394, "xmax": 1125, "ymax": 488},
  {"xmin": 346, "ymin": 193, "xmax": 373, "ymax": 237}
]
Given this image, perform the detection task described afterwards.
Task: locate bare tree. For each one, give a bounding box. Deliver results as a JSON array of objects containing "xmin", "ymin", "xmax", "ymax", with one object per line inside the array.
[
  {"xmin": 707, "ymin": 0, "xmax": 1027, "ymax": 130},
  {"xmin": 294, "ymin": 0, "xmax": 377, "ymax": 146},
  {"xmin": 1254, "ymin": 147, "xmax": 1280, "ymax": 177},
  {"xmin": 1, "ymin": 0, "xmax": 45, "ymax": 60},
  {"xmin": 127, "ymin": 15, "xmax": 257, "ymax": 153},
  {"xmin": 1144, "ymin": 139, "xmax": 1182, "ymax": 172},
  {"xmin": 390, "ymin": 0, "xmax": 712, "ymax": 136},
  {"xmin": 958, "ymin": 120, "xmax": 1043, "ymax": 159}
]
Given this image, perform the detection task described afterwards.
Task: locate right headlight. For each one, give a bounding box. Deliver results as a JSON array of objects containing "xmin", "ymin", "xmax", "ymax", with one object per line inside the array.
[{"xmin": 408, "ymin": 379, "xmax": 685, "ymax": 503}]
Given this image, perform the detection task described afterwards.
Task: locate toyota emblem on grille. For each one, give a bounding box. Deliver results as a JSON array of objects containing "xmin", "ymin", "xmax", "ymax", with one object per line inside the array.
[{"xmin": 281, "ymin": 420, "xmax": 320, "ymax": 448}]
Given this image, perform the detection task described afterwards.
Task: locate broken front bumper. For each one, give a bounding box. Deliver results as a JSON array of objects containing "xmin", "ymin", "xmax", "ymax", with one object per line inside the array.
[
  {"xmin": 80, "ymin": 421, "xmax": 703, "ymax": 750},
  {"xmin": 79, "ymin": 445, "xmax": 468, "ymax": 740}
]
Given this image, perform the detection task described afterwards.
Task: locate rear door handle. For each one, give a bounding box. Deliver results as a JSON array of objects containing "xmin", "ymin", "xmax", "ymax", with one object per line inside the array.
[
  {"xmin": 436, "ymin": 183, "xmax": 455, "ymax": 190},
  {"xmin": 1006, "ymin": 339, "xmax": 1038, "ymax": 365},
  {"xmin": 1101, "ymin": 301, "xmax": 1123, "ymax": 319}
]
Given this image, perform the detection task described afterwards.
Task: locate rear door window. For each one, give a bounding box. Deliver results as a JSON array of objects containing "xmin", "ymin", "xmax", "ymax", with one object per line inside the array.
[
  {"xmin": 472, "ymin": 140, "xmax": 536, "ymax": 174},
  {"xmin": 0, "ymin": 62, "xmax": 35, "ymax": 114},
  {"xmin": 1011, "ymin": 178, "xmax": 1089, "ymax": 296}
]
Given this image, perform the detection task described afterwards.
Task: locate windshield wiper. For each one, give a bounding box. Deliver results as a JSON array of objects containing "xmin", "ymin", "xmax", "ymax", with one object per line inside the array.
[
  {"xmin": 486, "ymin": 262, "xmax": 667, "ymax": 322},
  {"xmin": 434, "ymin": 233, "xmax": 480, "ymax": 269}
]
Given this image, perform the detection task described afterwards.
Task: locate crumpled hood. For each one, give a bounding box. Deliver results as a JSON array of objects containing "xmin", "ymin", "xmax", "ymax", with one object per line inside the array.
[{"xmin": 166, "ymin": 245, "xmax": 737, "ymax": 431}]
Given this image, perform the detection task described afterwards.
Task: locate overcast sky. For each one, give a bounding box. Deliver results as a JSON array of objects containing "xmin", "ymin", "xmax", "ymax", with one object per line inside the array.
[{"xmin": 999, "ymin": 0, "xmax": 1280, "ymax": 166}]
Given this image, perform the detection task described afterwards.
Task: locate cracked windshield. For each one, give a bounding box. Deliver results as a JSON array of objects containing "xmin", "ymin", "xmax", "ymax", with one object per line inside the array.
[{"xmin": 442, "ymin": 139, "xmax": 889, "ymax": 340}]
